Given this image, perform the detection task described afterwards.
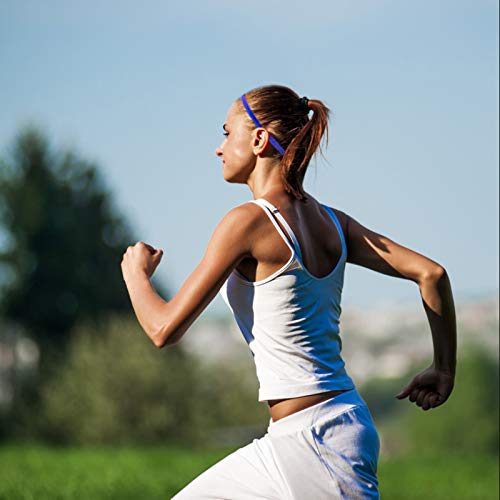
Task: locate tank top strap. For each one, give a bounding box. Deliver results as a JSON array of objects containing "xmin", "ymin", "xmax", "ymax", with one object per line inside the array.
[
  {"xmin": 250, "ymin": 199, "xmax": 303, "ymax": 261},
  {"xmin": 320, "ymin": 204, "xmax": 347, "ymax": 257}
]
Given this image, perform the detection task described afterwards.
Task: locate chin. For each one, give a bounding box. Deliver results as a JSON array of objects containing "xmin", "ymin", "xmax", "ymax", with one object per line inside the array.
[{"xmin": 223, "ymin": 172, "xmax": 246, "ymax": 184}]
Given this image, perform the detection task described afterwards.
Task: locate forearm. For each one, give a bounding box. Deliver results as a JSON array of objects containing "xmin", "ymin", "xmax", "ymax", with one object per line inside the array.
[
  {"xmin": 124, "ymin": 272, "xmax": 168, "ymax": 347},
  {"xmin": 418, "ymin": 269, "xmax": 457, "ymax": 375}
]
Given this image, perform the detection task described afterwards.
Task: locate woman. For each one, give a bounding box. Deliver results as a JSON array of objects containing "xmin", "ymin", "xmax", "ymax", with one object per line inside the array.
[{"xmin": 121, "ymin": 84, "xmax": 457, "ymax": 499}]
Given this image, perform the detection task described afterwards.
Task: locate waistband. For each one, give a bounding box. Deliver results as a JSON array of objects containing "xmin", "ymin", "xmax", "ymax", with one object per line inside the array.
[{"xmin": 266, "ymin": 388, "xmax": 367, "ymax": 437}]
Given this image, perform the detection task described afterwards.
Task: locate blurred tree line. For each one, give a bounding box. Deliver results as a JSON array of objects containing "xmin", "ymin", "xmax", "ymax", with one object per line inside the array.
[
  {"xmin": 363, "ymin": 344, "xmax": 499, "ymax": 457},
  {"xmin": 0, "ymin": 126, "xmax": 268, "ymax": 446},
  {"xmin": 0, "ymin": 126, "xmax": 146, "ymax": 355},
  {"xmin": 0, "ymin": 126, "xmax": 498, "ymax": 454}
]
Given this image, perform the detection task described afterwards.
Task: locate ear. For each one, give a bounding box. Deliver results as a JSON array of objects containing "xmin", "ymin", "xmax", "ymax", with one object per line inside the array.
[{"xmin": 252, "ymin": 128, "xmax": 270, "ymax": 156}]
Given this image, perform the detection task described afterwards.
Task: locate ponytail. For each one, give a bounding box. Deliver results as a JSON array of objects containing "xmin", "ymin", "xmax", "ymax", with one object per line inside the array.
[
  {"xmin": 280, "ymin": 99, "xmax": 329, "ymax": 201},
  {"xmin": 238, "ymin": 85, "xmax": 330, "ymax": 202}
]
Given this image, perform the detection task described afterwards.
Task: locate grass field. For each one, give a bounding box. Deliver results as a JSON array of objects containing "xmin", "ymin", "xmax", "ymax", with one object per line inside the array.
[{"xmin": 0, "ymin": 445, "xmax": 498, "ymax": 499}]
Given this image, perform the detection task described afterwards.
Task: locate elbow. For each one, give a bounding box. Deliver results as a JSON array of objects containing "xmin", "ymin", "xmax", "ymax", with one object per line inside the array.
[
  {"xmin": 153, "ymin": 336, "xmax": 167, "ymax": 349},
  {"xmin": 151, "ymin": 325, "xmax": 169, "ymax": 349},
  {"xmin": 163, "ymin": 329, "xmax": 183, "ymax": 347},
  {"xmin": 153, "ymin": 325, "xmax": 181, "ymax": 349},
  {"xmin": 153, "ymin": 336, "xmax": 172, "ymax": 349},
  {"xmin": 420, "ymin": 265, "xmax": 447, "ymax": 284},
  {"xmin": 156, "ymin": 336, "xmax": 178, "ymax": 348}
]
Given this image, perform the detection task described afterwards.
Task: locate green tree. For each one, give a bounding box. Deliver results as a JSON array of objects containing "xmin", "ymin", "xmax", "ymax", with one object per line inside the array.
[
  {"xmin": 405, "ymin": 344, "xmax": 499, "ymax": 454},
  {"xmin": 0, "ymin": 126, "xmax": 168, "ymax": 357},
  {"xmin": 0, "ymin": 125, "xmax": 171, "ymax": 440},
  {"xmin": 40, "ymin": 313, "xmax": 197, "ymax": 445},
  {"xmin": 40, "ymin": 313, "xmax": 268, "ymax": 446},
  {"xmin": 385, "ymin": 344, "xmax": 499, "ymax": 456}
]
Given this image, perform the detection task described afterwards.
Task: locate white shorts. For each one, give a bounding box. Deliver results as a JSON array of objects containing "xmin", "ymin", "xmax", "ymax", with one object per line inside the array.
[{"xmin": 172, "ymin": 388, "xmax": 380, "ymax": 499}]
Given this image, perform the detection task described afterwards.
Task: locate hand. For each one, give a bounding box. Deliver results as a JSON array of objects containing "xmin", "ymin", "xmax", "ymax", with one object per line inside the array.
[
  {"xmin": 121, "ymin": 242, "xmax": 163, "ymax": 284},
  {"xmin": 395, "ymin": 364, "xmax": 455, "ymax": 411}
]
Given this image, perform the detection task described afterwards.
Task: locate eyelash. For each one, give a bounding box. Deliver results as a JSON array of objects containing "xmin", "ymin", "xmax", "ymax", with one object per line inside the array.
[{"xmin": 223, "ymin": 132, "xmax": 229, "ymax": 137}]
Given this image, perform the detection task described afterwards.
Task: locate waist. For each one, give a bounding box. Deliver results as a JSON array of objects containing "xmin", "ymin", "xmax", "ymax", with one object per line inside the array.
[
  {"xmin": 267, "ymin": 389, "xmax": 352, "ymax": 422},
  {"xmin": 266, "ymin": 388, "xmax": 369, "ymax": 437}
]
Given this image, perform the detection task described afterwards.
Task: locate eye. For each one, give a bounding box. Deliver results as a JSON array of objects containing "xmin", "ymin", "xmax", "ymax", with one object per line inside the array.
[{"xmin": 223, "ymin": 132, "xmax": 229, "ymax": 137}]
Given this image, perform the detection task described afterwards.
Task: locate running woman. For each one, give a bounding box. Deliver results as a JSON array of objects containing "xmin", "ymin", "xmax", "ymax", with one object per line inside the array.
[{"xmin": 121, "ymin": 84, "xmax": 457, "ymax": 499}]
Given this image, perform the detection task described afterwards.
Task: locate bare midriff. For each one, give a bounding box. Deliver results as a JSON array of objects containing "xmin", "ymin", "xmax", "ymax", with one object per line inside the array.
[{"xmin": 267, "ymin": 389, "xmax": 352, "ymax": 422}]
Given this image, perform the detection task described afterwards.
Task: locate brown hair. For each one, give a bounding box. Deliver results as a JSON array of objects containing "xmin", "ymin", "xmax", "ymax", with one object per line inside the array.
[{"xmin": 236, "ymin": 84, "xmax": 330, "ymax": 202}]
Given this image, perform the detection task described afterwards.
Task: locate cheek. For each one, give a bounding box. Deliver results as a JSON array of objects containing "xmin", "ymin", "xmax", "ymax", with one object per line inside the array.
[{"xmin": 230, "ymin": 136, "xmax": 253, "ymax": 162}]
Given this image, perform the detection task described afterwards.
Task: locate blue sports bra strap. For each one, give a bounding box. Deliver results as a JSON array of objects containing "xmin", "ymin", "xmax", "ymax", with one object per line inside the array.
[
  {"xmin": 321, "ymin": 204, "xmax": 347, "ymax": 257},
  {"xmin": 254, "ymin": 199, "xmax": 303, "ymax": 261}
]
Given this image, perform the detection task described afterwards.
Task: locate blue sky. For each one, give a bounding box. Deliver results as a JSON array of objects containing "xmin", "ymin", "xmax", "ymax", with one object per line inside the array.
[{"xmin": 1, "ymin": 0, "xmax": 498, "ymax": 315}]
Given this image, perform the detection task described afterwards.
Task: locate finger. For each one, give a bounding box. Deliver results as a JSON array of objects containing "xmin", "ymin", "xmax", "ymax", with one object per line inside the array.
[
  {"xmin": 395, "ymin": 383, "xmax": 414, "ymax": 399},
  {"xmin": 422, "ymin": 392, "xmax": 434, "ymax": 410},
  {"xmin": 144, "ymin": 243, "xmax": 157, "ymax": 254},
  {"xmin": 136, "ymin": 241, "xmax": 150, "ymax": 251},
  {"xmin": 416, "ymin": 390, "xmax": 427, "ymax": 407},
  {"xmin": 409, "ymin": 388, "xmax": 420, "ymax": 403},
  {"xmin": 152, "ymin": 250, "xmax": 163, "ymax": 263},
  {"xmin": 430, "ymin": 393, "xmax": 444, "ymax": 408}
]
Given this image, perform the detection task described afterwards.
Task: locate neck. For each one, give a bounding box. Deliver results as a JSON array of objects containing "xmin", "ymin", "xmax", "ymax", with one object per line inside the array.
[{"xmin": 247, "ymin": 157, "xmax": 286, "ymax": 200}]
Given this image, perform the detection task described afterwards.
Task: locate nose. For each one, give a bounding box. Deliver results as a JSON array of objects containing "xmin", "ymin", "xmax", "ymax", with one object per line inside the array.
[{"xmin": 215, "ymin": 145, "xmax": 223, "ymax": 157}]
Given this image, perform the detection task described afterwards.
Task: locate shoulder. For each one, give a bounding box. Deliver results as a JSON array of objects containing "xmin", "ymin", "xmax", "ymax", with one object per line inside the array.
[
  {"xmin": 206, "ymin": 201, "xmax": 268, "ymax": 258},
  {"xmin": 336, "ymin": 209, "xmax": 350, "ymax": 234},
  {"xmin": 320, "ymin": 204, "xmax": 352, "ymax": 254},
  {"xmin": 211, "ymin": 202, "xmax": 266, "ymax": 247},
  {"xmin": 219, "ymin": 201, "xmax": 267, "ymax": 230},
  {"xmin": 202, "ymin": 202, "xmax": 262, "ymax": 261},
  {"xmin": 322, "ymin": 204, "xmax": 350, "ymax": 237}
]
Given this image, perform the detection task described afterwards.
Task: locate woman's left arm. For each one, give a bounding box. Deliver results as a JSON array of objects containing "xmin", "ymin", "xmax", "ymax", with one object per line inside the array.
[{"xmin": 121, "ymin": 204, "xmax": 256, "ymax": 348}]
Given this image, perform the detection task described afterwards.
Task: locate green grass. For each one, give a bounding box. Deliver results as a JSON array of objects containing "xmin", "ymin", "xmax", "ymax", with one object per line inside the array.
[
  {"xmin": 0, "ymin": 445, "xmax": 497, "ymax": 499},
  {"xmin": 379, "ymin": 451, "xmax": 499, "ymax": 500},
  {"xmin": 0, "ymin": 445, "xmax": 235, "ymax": 500}
]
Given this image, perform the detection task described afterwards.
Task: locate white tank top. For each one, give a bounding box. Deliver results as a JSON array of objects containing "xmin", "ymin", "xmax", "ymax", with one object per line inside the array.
[{"xmin": 219, "ymin": 198, "xmax": 356, "ymax": 402}]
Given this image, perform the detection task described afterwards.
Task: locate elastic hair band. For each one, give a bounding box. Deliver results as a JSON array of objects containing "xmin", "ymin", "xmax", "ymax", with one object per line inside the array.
[{"xmin": 240, "ymin": 94, "xmax": 285, "ymax": 156}]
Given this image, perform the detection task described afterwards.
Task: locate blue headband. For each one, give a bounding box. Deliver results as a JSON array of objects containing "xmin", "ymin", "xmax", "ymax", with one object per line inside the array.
[{"xmin": 240, "ymin": 94, "xmax": 285, "ymax": 156}]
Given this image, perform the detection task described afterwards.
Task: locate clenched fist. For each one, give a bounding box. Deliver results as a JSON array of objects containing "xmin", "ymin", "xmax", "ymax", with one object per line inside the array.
[
  {"xmin": 395, "ymin": 364, "xmax": 455, "ymax": 411},
  {"xmin": 121, "ymin": 241, "xmax": 163, "ymax": 284}
]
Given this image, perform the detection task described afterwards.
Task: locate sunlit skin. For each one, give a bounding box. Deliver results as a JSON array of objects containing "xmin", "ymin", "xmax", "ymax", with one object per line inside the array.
[{"xmin": 121, "ymin": 100, "xmax": 456, "ymax": 421}]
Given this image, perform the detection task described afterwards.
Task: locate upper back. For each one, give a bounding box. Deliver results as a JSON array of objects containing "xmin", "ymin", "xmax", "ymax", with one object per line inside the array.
[{"xmin": 235, "ymin": 193, "xmax": 347, "ymax": 283}]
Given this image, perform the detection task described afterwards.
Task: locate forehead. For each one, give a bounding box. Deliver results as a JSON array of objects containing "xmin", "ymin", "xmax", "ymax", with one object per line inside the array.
[{"xmin": 225, "ymin": 101, "xmax": 246, "ymax": 126}]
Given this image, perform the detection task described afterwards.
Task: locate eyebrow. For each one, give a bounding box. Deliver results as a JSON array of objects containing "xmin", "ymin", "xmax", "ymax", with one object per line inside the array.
[{"xmin": 222, "ymin": 123, "xmax": 228, "ymax": 131}]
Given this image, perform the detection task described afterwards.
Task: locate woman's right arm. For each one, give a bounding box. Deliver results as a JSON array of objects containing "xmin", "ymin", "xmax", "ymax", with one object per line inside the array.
[
  {"xmin": 152, "ymin": 202, "xmax": 262, "ymax": 347},
  {"xmin": 339, "ymin": 209, "xmax": 457, "ymax": 411}
]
